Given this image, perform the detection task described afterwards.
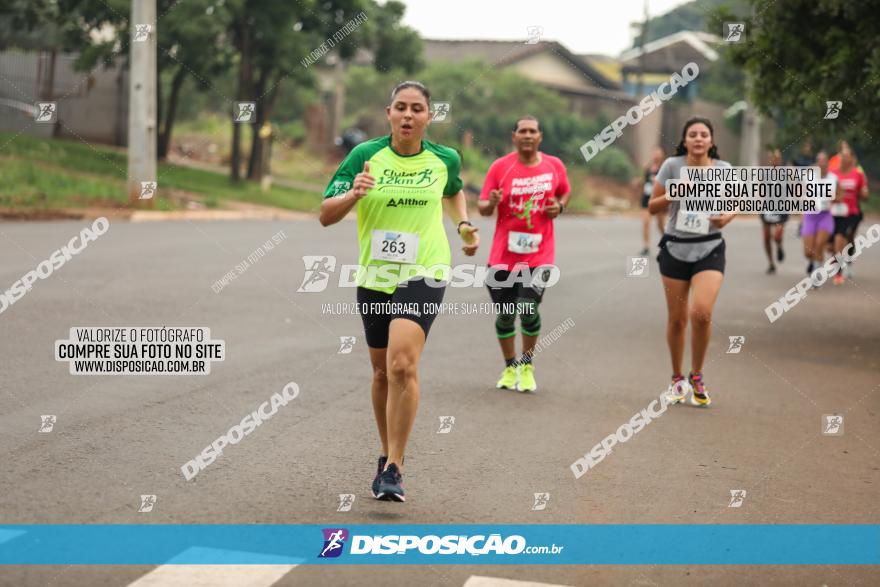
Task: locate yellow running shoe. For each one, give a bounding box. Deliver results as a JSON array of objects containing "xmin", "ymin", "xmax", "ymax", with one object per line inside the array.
[
  {"xmin": 688, "ymin": 371, "xmax": 712, "ymax": 406},
  {"xmin": 518, "ymin": 364, "xmax": 537, "ymax": 392},
  {"xmin": 496, "ymin": 366, "xmax": 518, "ymax": 390}
]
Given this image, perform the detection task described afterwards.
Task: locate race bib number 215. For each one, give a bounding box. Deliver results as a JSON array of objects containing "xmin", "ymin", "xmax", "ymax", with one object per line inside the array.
[{"xmin": 675, "ymin": 211, "xmax": 710, "ymax": 235}]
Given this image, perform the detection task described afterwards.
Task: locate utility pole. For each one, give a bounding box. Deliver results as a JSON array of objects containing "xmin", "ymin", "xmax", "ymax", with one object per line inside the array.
[
  {"xmin": 637, "ymin": 0, "xmax": 649, "ymax": 98},
  {"xmin": 127, "ymin": 0, "xmax": 157, "ymax": 204},
  {"xmin": 740, "ymin": 75, "xmax": 761, "ymax": 166},
  {"xmin": 739, "ymin": 7, "xmax": 761, "ymax": 166}
]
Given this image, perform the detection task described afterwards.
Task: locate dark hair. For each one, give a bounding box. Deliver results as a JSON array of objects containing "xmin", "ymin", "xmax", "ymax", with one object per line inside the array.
[
  {"xmin": 389, "ymin": 81, "xmax": 431, "ymax": 104},
  {"xmin": 674, "ymin": 117, "xmax": 719, "ymax": 159},
  {"xmin": 513, "ymin": 115, "xmax": 540, "ymax": 132}
]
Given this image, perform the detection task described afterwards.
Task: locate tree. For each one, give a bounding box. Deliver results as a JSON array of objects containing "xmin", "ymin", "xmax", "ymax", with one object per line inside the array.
[
  {"xmin": 369, "ymin": 0, "xmax": 423, "ymax": 74},
  {"xmin": 724, "ymin": 0, "xmax": 880, "ymax": 157},
  {"xmin": 634, "ymin": 0, "xmax": 749, "ymax": 46},
  {"xmin": 155, "ymin": 0, "xmax": 233, "ymax": 159},
  {"xmin": 226, "ymin": 0, "xmax": 422, "ymax": 183},
  {"xmin": 343, "ymin": 61, "xmax": 607, "ymax": 165},
  {"xmin": 1, "ymin": 0, "xmax": 234, "ymax": 160}
]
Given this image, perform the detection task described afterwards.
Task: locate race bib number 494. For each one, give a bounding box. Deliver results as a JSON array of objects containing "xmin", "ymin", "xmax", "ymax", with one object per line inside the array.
[
  {"xmin": 508, "ymin": 231, "xmax": 542, "ymax": 254},
  {"xmin": 370, "ymin": 230, "xmax": 418, "ymax": 264}
]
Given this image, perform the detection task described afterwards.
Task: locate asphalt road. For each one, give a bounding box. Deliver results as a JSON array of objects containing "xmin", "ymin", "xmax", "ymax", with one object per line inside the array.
[{"xmin": 0, "ymin": 215, "xmax": 878, "ymax": 586}]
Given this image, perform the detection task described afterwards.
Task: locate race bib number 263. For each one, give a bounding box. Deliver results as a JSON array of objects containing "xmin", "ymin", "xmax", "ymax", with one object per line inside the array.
[{"xmin": 370, "ymin": 230, "xmax": 418, "ymax": 264}]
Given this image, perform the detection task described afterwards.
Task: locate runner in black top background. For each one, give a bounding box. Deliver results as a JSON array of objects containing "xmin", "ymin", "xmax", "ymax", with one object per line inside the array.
[{"xmin": 639, "ymin": 147, "xmax": 665, "ymax": 256}]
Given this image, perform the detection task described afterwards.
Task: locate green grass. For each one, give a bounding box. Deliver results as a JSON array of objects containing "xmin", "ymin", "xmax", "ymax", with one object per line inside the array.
[
  {"xmin": 0, "ymin": 157, "xmax": 176, "ymax": 211},
  {"xmin": 176, "ymin": 113, "xmax": 330, "ymax": 186},
  {"xmin": 0, "ymin": 159, "xmax": 125, "ymax": 208},
  {"xmin": 0, "ymin": 132, "xmax": 323, "ymax": 212},
  {"xmin": 157, "ymin": 162, "xmax": 320, "ymax": 210},
  {"xmin": 175, "ymin": 114, "xmax": 229, "ymax": 136}
]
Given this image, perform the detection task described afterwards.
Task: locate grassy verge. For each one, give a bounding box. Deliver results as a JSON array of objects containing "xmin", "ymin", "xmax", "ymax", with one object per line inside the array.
[
  {"xmin": 0, "ymin": 133, "xmax": 322, "ymax": 213},
  {"xmin": 174, "ymin": 114, "xmax": 331, "ymax": 185}
]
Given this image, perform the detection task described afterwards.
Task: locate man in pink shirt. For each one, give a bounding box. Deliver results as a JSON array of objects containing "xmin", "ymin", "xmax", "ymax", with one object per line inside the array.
[{"xmin": 478, "ymin": 116, "xmax": 571, "ymax": 392}]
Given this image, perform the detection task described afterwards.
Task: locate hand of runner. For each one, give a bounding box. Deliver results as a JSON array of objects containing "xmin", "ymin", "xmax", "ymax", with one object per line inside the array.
[
  {"xmin": 489, "ymin": 188, "xmax": 503, "ymax": 206},
  {"xmin": 710, "ymin": 213, "xmax": 735, "ymax": 228},
  {"xmin": 459, "ymin": 224, "xmax": 479, "ymax": 256},
  {"xmin": 544, "ymin": 197, "xmax": 561, "ymax": 219},
  {"xmin": 352, "ymin": 162, "xmax": 375, "ymax": 199}
]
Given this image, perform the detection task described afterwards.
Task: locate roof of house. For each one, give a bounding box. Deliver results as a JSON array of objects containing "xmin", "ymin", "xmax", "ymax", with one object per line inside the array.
[
  {"xmin": 618, "ymin": 31, "xmax": 721, "ymax": 73},
  {"xmin": 579, "ymin": 53, "xmax": 669, "ymax": 85},
  {"xmin": 422, "ymin": 39, "xmax": 622, "ymax": 91}
]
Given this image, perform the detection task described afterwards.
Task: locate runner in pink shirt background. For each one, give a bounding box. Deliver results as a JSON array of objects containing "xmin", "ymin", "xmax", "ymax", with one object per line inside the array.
[{"xmin": 478, "ymin": 115, "xmax": 571, "ymax": 392}]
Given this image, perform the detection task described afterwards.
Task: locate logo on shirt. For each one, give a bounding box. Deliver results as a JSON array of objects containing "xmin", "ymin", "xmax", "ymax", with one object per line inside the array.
[
  {"xmin": 840, "ymin": 178, "xmax": 857, "ymax": 191},
  {"xmin": 509, "ymin": 173, "xmax": 553, "ymax": 229},
  {"xmin": 330, "ymin": 180, "xmax": 351, "ymax": 197},
  {"xmin": 511, "ymin": 196, "xmax": 538, "ymax": 229},
  {"xmin": 377, "ymin": 168, "xmax": 437, "ymax": 189},
  {"xmin": 386, "ymin": 197, "xmax": 428, "ymax": 208}
]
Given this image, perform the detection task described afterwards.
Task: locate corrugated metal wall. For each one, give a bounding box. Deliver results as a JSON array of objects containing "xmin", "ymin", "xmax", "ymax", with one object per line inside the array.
[{"xmin": 0, "ymin": 50, "xmax": 127, "ymax": 146}]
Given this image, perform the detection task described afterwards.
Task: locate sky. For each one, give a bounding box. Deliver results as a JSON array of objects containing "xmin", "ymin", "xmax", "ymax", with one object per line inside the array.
[{"xmin": 401, "ymin": 0, "xmax": 692, "ymax": 56}]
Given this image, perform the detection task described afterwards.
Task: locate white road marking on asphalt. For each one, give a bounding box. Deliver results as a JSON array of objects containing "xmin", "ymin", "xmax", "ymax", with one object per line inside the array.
[
  {"xmin": 463, "ymin": 576, "xmax": 572, "ymax": 587},
  {"xmin": 125, "ymin": 547, "xmax": 298, "ymax": 587}
]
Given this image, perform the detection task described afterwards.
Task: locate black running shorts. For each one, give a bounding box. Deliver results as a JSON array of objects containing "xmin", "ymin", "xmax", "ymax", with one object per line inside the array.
[
  {"xmin": 485, "ymin": 267, "xmax": 548, "ymax": 306},
  {"xmin": 657, "ymin": 240, "xmax": 726, "ymax": 281},
  {"xmin": 356, "ymin": 277, "xmax": 446, "ymax": 348},
  {"xmin": 833, "ymin": 214, "xmax": 861, "ymax": 239}
]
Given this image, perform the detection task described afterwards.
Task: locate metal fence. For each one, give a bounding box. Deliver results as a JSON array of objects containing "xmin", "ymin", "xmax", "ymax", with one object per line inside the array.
[{"xmin": 0, "ymin": 49, "xmax": 127, "ymax": 145}]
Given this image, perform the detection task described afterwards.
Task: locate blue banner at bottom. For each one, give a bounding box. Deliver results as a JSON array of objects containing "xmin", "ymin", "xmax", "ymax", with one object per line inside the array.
[{"xmin": 0, "ymin": 525, "xmax": 877, "ymax": 565}]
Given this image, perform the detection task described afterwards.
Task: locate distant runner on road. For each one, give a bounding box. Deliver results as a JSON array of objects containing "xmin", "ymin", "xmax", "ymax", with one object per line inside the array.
[
  {"xmin": 478, "ymin": 115, "xmax": 571, "ymax": 393},
  {"xmin": 831, "ymin": 144, "xmax": 869, "ymax": 284},
  {"xmin": 801, "ymin": 150, "xmax": 837, "ymax": 282},
  {"xmin": 640, "ymin": 146, "xmax": 665, "ymax": 256},
  {"xmin": 761, "ymin": 148, "xmax": 788, "ymax": 274}
]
